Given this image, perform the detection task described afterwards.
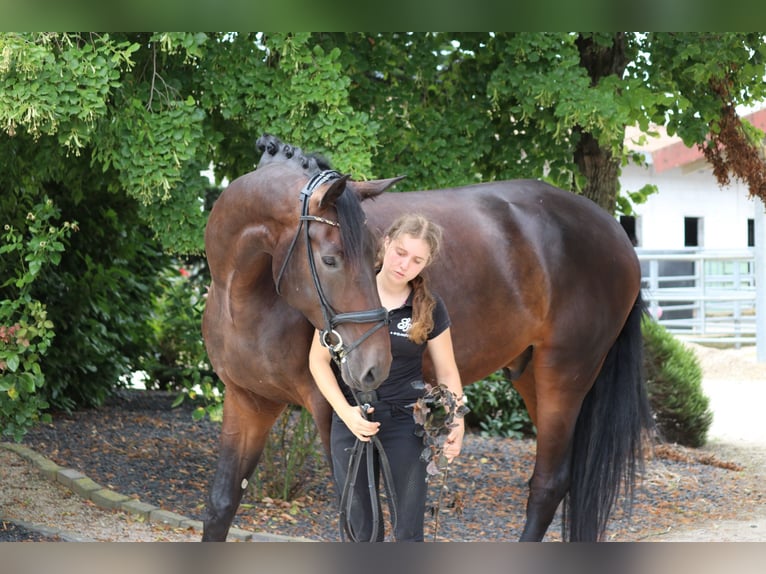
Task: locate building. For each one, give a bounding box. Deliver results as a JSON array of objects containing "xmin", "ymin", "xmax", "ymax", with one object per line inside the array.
[
  {"xmin": 620, "ymin": 108, "xmax": 766, "ymax": 250},
  {"xmin": 620, "ymin": 109, "xmax": 765, "ymax": 347}
]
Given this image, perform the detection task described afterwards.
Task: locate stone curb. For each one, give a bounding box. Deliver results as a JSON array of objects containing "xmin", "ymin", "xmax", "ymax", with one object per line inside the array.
[{"xmin": 1, "ymin": 442, "xmax": 313, "ymax": 542}]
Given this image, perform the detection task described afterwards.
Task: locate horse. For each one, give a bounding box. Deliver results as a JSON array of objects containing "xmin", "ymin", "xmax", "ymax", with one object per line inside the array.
[{"xmin": 200, "ymin": 134, "xmax": 653, "ymax": 542}]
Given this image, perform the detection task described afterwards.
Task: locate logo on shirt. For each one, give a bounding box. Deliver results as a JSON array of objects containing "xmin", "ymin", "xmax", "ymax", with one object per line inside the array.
[{"xmin": 397, "ymin": 317, "xmax": 412, "ymax": 333}]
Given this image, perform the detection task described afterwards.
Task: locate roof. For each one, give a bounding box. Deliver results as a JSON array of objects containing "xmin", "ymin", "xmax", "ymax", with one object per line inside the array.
[{"xmin": 625, "ymin": 108, "xmax": 766, "ymax": 173}]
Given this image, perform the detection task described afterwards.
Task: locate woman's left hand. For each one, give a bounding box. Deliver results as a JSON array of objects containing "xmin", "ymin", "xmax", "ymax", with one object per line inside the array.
[{"xmin": 443, "ymin": 416, "xmax": 465, "ymax": 462}]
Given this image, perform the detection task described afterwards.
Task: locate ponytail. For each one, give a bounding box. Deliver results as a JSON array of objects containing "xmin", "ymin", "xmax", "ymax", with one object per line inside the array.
[{"xmin": 408, "ymin": 274, "xmax": 436, "ymax": 344}]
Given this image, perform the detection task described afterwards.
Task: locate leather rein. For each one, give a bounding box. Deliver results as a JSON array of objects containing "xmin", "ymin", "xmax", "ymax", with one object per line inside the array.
[{"xmin": 339, "ymin": 393, "xmax": 399, "ymax": 542}]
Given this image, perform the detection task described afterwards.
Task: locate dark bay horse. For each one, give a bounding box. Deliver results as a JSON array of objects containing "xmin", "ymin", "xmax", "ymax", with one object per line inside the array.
[{"xmin": 201, "ymin": 134, "xmax": 653, "ymax": 542}]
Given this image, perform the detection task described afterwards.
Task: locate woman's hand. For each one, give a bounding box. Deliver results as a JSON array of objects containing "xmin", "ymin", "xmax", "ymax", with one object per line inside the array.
[
  {"xmin": 339, "ymin": 404, "xmax": 381, "ymax": 442},
  {"xmin": 443, "ymin": 416, "xmax": 465, "ymax": 462}
]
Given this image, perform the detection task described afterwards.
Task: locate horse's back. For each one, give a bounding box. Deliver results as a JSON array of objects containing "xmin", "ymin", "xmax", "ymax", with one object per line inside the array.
[
  {"xmin": 366, "ymin": 178, "xmax": 639, "ymax": 303},
  {"xmin": 364, "ymin": 179, "xmax": 640, "ymax": 384}
]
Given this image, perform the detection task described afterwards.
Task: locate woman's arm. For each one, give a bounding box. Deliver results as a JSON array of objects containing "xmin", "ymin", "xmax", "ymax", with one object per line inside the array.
[
  {"xmin": 308, "ymin": 330, "xmax": 380, "ymax": 442},
  {"xmin": 426, "ymin": 327, "xmax": 465, "ymax": 461}
]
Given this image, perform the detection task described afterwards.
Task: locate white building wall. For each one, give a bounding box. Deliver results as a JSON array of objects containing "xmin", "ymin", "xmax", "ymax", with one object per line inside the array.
[{"xmin": 620, "ymin": 162, "xmax": 757, "ymax": 250}]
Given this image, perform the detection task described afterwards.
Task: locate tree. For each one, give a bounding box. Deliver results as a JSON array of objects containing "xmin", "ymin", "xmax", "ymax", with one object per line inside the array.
[
  {"xmin": 1, "ymin": 32, "xmax": 379, "ymax": 434},
  {"xmin": 3, "ymin": 32, "xmax": 766, "ymax": 437},
  {"xmin": 315, "ymin": 33, "xmax": 766, "ymax": 211}
]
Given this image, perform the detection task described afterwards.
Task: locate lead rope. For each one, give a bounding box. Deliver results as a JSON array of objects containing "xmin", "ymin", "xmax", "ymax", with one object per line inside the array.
[{"xmin": 338, "ymin": 394, "xmax": 399, "ymax": 542}]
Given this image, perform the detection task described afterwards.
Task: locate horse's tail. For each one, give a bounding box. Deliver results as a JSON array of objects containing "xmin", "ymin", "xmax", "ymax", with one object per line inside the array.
[{"xmin": 564, "ymin": 292, "xmax": 654, "ymax": 541}]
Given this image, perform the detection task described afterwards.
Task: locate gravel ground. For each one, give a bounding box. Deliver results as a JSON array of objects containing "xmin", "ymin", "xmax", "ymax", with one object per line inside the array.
[{"xmin": 3, "ymin": 342, "xmax": 765, "ymax": 542}]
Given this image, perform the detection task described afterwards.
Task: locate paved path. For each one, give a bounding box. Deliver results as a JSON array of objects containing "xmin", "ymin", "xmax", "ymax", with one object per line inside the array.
[
  {"xmin": 650, "ymin": 377, "xmax": 766, "ymax": 542},
  {"xmin": 703, "ymin": 378, "xmax": 766, "ymax": 447}
]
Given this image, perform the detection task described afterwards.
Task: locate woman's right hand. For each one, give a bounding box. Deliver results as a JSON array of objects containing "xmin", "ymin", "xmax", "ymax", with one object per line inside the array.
[{"xmin": 340, "ymin": 405, "xmax": 381, "ymax": 442}]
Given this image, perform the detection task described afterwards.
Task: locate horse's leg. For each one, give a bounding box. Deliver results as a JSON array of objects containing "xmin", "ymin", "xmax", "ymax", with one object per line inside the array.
[
  {"xmin": 512, "ymin": 356, "xmax": 593, "ymax": 542},
  {"xmin": 303, "ymin": 387, "xmax": 334, "ymax": 466},
  {"xmin": 202, "ymin": 384, "xmax": 285, "ymax": 541}
]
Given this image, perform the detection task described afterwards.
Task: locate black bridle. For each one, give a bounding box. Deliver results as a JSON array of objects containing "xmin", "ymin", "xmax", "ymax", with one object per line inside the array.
[
  {"xmin": 275, "ymin": 170, "xmax": 399, "ymax": 541},
  {"xmin": 275, "ymin": 170, "xmax": 389, "ymax": 367}
]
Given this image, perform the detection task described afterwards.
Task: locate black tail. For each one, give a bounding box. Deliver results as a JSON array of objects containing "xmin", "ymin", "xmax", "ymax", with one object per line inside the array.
[{"xmin": 564, "ymin": 293, "xmax": 654, "ymax": 541}]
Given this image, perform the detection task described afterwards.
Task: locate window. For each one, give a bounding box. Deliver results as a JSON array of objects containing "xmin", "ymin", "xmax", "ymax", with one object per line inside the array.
[
  {"xmin": 684, "ymin": 217, "xmax": 702, "ymax": 247},
  {"xmin": 747, "ymin": 218, "xmax": 755, "ymax": 247},
  {"xmin": 619, "ymin": 215, "xmax": 638, "ymax": 246}
]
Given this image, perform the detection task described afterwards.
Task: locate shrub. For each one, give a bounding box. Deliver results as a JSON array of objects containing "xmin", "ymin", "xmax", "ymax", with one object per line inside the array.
[
  {"xmin": 32, "ymin": 191, "xmax": 170, "ymax": 411},
  {"xmin": 463, "ymin": 370, "xmax": 536, "ymax": 439},
  {"xmin": 1, "ymin": 198, "xmax": 75, "ymax": 440},
  {"xmin": 250, "ymin": 406, "xmax": 326, "ymax": 501},
  {"xmin": 642, "ymin": 316, "xmax": 713, "ymax": 448}
]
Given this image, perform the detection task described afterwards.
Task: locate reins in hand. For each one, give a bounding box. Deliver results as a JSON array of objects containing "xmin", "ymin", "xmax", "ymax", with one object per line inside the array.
[{"xmin": 338, "ymin": 394, "xmax": 399, "ymax": 542}]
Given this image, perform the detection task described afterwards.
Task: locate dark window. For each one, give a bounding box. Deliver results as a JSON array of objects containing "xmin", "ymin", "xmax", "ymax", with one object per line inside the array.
[
  {"xmin": 747, "ymin": 218, "xmax": 755, "ymax": 247},
  {"xmin": 619, "ymin": 215, "xmax": 638, "ymax": 246},
  {"xmin": 684, "ymin": 217, "xmax": 700, "ymax": 247}
]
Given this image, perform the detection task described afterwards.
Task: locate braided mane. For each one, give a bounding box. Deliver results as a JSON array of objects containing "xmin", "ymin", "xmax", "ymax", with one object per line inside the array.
[{"xmin": 256, "ymin": 134, "xmax": 373, "ymax": 270}]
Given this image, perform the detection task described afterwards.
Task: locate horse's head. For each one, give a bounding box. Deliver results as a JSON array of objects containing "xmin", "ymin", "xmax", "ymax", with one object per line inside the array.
[{"xmin": 261, "ymin": 139, "xmax": 403, "ymax": 392}]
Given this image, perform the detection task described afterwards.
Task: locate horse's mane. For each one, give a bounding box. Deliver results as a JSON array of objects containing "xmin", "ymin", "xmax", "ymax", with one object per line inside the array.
[
  {"xmin": 256, "ymin": 133, "xmax": 332, "ymax": 175},
  {"xmin": 256, "ymin": 134, "xmax": 373, "ymax": 270}
]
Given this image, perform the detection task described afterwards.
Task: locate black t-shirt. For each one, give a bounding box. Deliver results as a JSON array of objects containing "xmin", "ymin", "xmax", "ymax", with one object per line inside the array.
[{"xmin": 338, "ymin": 290, "xmax": 451, "ymax": 406}]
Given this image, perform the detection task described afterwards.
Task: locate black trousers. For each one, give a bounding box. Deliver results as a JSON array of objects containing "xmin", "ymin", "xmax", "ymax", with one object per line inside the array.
[{"xmin": 331, "ymin": 402, "xmax": 428, "ymax": 542}]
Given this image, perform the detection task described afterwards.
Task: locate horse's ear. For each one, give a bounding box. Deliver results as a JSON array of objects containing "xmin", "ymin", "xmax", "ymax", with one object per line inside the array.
[
  {"xmin": 315, "ymin": 174, "xmax": 351, "ymax": 209},
  {"xmin": 348, "ymin": 176, "xmax": 407, "ymax": 201}
]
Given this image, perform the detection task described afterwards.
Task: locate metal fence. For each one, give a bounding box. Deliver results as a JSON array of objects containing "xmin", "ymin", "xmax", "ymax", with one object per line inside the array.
[{"xmin": 636, "ymin": 249, "xmax": 756, "ymax": 346}]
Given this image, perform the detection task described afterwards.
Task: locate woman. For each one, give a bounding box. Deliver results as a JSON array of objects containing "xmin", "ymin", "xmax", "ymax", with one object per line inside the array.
[{"xmin": 309, "ymin": 213, "xmax": 464, "ymax": 542}]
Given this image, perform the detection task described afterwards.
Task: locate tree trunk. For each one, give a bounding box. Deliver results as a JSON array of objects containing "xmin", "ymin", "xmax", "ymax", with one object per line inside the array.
[
  {"xmin": 574, "ymin": 130, "xmax": 620, "ymax": 214},
  {"xmin": 573, "ymin": 33, "xmax": 628, "ymax": 214}
]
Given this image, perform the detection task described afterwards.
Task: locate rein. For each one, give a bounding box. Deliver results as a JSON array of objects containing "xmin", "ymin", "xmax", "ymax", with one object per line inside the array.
[
  {"xmin": 275, "ymin": 170, "xmax": 389, "ymax": 365},
  {"xmin": 339, "ymin": 390, "xmax": 399, "ymax": 542}
]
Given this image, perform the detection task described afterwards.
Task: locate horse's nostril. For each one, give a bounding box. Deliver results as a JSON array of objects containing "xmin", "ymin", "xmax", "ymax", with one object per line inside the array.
[{"xmin": 361, "ymin": 366, "xmax": 381, "ymax": 389}]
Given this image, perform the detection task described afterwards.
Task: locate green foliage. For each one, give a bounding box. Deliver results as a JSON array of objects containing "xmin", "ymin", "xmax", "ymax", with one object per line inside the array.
[
  {"xmin": 251, "ymin": 406, "xmax": 325, "ymax": 502},
  {"xmin": 143, "ymin": 262, "xmax": 207, "ymax": 390},
  {"xmin": 0, "ymin": 198, "xmax": 74, "ymax": 440},
  {"xmin": 0, "ymin": 33, "xmax": 137, "ymax": 149},
  {"xmin": 616, "ymin": 183, "xmax": 658, "ymax": 217},
  {"xmin": 645, "ymin": 33, "xmax": 766, "ymax": 145},
  {"xmin": 30, "ymin": 188, "xmax": 171, "ymax": 412},
  {"xmin": 463, "ymin": 371, "xmax": 536, "ymax": 439},
  {"xmin": 2, "ymin": 31, "xmax": 766, "ymax": 437},
  {"xmin": 142, "ymin": 257, "xmax": 223, "ymax": 423},
  {"xmin": 642, "ymin": 316, "xmax": 713, "ymax": 448}
]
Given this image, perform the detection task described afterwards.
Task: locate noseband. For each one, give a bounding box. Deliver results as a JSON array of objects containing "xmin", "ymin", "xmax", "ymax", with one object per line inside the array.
[{"xmin": 275, "ymin": 170, "xmax": 389, "ymax": 366}]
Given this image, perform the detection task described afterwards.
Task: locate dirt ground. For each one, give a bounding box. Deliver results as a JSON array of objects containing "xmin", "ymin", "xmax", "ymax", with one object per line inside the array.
[
  {"xmin": 645, "ymin": 342, "xmax": 766, "ymax": 542},
  {"xmin": 1, "ymin": 341, "xmax": 765, "ymax": 542}
]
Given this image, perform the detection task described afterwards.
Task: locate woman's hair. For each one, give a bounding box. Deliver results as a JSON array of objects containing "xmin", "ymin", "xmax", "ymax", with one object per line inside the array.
[{"xmin": 378, "ymin": 213, "xmax": 443, "ymax": 344}]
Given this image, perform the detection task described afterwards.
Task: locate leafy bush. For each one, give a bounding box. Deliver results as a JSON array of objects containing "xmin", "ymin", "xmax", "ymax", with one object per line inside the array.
[
  {"xmin": 250, "ymin": 406, "xmax": 326, "ymax": 501},
  {"xmin": 140, "ymin": 187, "xmax": 224, "ymax": 422},
  {"xmin": 143, "ymin": 260, "xmax": 215, "ymax": 383},
  {"xmin": 642, "ymin": 316, "xmax": 713, "ymax": 447},
  {"xmin": 1, "ymin": 198, "xmax": 75, "ymax": 440},
  {"xmin": 464, "ymin": 370, "xmax": 536, "ymax": 439},
  {"xmin": 31, "ymin": 189, "xmax": 170, "ymax": 412}
]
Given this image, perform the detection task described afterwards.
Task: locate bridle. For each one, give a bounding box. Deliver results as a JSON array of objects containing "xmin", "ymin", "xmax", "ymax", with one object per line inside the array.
[
  {"xmin": 275, "ymin": 170, "xmax": 389, "ymax": 367},
  {"xmin": 275, "ymin": 170, "xmax": 399, "ymax": 542}
]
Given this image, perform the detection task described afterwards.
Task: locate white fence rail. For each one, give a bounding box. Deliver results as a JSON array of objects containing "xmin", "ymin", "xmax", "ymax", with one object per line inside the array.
[{"xmin": 636, "ymin": 249, "xmax": 756, "ymax": 345}]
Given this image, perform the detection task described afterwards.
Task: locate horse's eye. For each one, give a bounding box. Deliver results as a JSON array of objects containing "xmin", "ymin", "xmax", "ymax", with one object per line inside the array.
[{"xmin": 322, "ymin": 256, "xmax": 338, "ymax": 268}]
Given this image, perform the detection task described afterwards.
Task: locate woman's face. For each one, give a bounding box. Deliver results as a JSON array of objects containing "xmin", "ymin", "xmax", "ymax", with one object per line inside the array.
[{"xmin": 380, "ymin": 233, "xmax": 431, "ymax": 285}]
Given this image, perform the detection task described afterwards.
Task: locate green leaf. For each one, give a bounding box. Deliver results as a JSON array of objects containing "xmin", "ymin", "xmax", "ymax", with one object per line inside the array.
[{"xmin": 6, "ymin": 355, "xmax": 20, "ymax": 372}]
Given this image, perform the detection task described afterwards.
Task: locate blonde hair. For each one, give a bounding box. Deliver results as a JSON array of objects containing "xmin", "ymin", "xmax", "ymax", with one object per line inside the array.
[{"xmin": 378, "ymin": 214, "xmax": 443, "ymax": 344}]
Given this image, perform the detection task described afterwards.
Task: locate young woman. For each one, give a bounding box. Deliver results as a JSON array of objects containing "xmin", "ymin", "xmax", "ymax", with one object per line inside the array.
[{"xmin": 309, "ymin": 213, "xmax": 464, "ymax": 542}]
